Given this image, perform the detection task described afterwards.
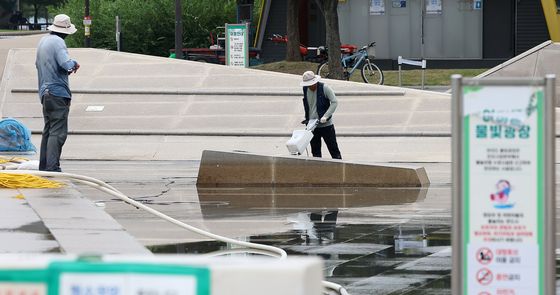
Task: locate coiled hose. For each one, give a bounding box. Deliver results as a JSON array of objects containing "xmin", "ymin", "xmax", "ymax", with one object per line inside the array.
[{"xmin": 0, "ymin": 170, "xmax": 350, "ymax": 295}]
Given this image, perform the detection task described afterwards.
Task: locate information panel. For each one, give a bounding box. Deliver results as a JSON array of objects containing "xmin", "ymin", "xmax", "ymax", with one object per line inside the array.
[
  {"xmin": 426, "ymin": 0, "xmax": 442, "ymax": 14},
  {"xmin": 452, "ymin": 76, "xmax": 555, "ymax": 295},
  {"xmin": 225, "ymin": 23, "xmax": 249, "ymax": 68},
  {"xmin": 48, "ymin": 261, "xmax": 210, "ymax": 295},
  {"xmin": 464, "ymin": 85, "xmax": 542, "ymax": 295},
  {"xmin": 370, "ymin": 0, "xmax": 385, "ymax": 15},
  {"xmin": 0, "ymin": 261, "xmax": 210, "ymax": 295}
]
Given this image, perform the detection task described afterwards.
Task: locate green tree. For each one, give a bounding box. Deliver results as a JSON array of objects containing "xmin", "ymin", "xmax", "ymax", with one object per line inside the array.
[
  {"xmin": 1, "ymin": 0, "xmax": 16, "ymax": 12},
  {"xmin": 314, "ymin": 0, "xmax": 343, "ymax": 80},
  {"xmin": 56, "ymin": 0, "xmax": 237, "ymax": 57},
  {"xmin": 285, "ymin": 0, "xmax": 301, "ymax": 61}
]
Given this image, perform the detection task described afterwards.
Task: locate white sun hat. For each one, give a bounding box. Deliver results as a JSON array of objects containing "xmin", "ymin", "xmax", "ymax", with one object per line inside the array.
[
  {"xmin": 300, "ymin": 70, "xmax": 321, "ymax": 87},
  {"xmin": 47, "ymin": 14, "xmax": 77, "ymax": 35}
]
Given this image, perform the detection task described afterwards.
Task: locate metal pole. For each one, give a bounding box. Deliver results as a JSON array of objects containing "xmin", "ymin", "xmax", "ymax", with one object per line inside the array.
[
  {"xmin": 451, "ymin": 74, "xmax": 463, "ymax": 295},
  {"xmin": 16, "ymin": 0, "xmax": 20, "ymax": 11},
  {"xmin": 420, "ymin": 0, "xmax": 425, "ymax": 59},
  {"xmin": 421, "ymin": 60, "xmax": 426, "ymax": 90},
  {"xmin": 398, "ymin": 64, "xmax": 402, "ymax": 87},
  {"xmin": 85, "ymin": 0, "xmax": 91, "ymax": 47},
  {"xmin": 174, "ymin": 0, "xmax": 183, "ymax": 59},
  {"xmin": 544, "ymin": 74, "xmax": 556, "ymax": 295},
  {"xmin": 115, "ymin": 16, "xmax": 121, "ymax": 52}
]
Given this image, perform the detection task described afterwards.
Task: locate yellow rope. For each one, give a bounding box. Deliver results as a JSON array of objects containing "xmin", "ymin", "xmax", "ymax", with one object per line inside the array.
[
  {"xmin": 0, "ymin": 173, "xmax": 64, "ymax": 189},
  {"xmin": 0, "ymin": 156, "xmax": 29, "ymax": 164}
]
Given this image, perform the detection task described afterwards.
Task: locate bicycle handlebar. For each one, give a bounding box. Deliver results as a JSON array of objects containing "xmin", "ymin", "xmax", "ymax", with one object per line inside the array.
[{"xmin": 360, "ymin": 42, "xmax": 376, "ymax": 52}]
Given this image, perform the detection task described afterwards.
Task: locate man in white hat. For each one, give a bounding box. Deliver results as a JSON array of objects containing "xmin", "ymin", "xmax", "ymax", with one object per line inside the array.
[
  {"xmin": 35, "ymin": 14, "xmax": 79, "ymax": 172},
  {"xmin": 300, "ymin": 70, "xmax": 342, "ymax": 159}
]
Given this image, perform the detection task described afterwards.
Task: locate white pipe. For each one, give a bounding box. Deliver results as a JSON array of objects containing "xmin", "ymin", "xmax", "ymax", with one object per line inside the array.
[{"xmin": 0, "ymin": 170, "xmax": 350, "ymax": 295}]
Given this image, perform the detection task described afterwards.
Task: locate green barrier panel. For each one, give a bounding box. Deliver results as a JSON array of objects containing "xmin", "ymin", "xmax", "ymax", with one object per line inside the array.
[
  {"xmin": 47, "ymin": 261, "xmax": 211, "ymax": 295},
  {"xmin": 0, "ymin": 261, "xmax": 211, "ymax": 295}
]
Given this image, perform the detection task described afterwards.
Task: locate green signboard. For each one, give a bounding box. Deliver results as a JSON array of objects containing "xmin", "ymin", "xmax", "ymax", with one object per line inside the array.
[
  {"xmin": 452, "ymin": 76, "xmax": 556, "ymax": 295},
  {"xmin": 225, "ymin": 23, "xmax": 249, "ymax": 67}
]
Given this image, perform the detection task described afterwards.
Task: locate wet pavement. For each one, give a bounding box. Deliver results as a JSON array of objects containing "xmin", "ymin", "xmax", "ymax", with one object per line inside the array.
[
  {"xmin": 149, "ymin": 223, "xmax": 452, "ymax": 295},
  {"xmin": 6, "ymin": 159, "xmax": 555, "ymax": 293},
  {"xmin": 62, "ymin": 160, "xmax": 455, "ymax": 294}
]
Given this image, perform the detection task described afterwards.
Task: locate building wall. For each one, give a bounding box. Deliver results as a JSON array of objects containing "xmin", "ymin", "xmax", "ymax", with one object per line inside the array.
[
  {"xmin": 260, "ymin": 0, "xmax": 289, "ymax": 62},
  {"xmin": 515, "ymin": 0, "xmax": 550, "ymax": 55},
  {"xmin": 338, "ymin": 0, "xmax": 482, "ymax": 59}
]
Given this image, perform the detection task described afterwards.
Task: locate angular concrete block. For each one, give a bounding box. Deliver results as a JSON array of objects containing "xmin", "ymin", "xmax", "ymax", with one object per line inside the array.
[
  {"xmin": 197, "ymin": 150, "xmax": 430, "ymax": 187},
  {"xmin": 273, "ymin": 156, "xmax": 344, "ymax": 186},
  {"xmin": 344, "ymin": 163, "xmax": 429, "ymax": 187},
  {"xmin": 197, "ymin": 150, "xmax": 274, "ymax": 186}
]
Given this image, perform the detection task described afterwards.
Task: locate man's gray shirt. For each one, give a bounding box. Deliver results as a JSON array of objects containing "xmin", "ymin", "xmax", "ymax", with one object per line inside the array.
[
  {"xmin": 305, "ymin": 83, "xmax": 338, "ymax": 128},
  {"xmin": 35, "ymin": 34, "xmax": 77, "ymax": 99}
]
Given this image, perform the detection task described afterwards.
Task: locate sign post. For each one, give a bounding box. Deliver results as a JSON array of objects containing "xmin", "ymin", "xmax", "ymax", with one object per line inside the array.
[
  {"xmin": 452, "ymin": 75, "xmax": 556, "ymax": 295},
  {"xmin": 225, "ymin": 23, "xmax": 250, "ymax": 67}
]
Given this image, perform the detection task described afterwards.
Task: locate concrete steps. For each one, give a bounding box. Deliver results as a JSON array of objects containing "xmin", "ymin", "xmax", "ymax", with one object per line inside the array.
[{"xmin": 0, "ymin": 182, "xmax": 151, "ymax": 255}]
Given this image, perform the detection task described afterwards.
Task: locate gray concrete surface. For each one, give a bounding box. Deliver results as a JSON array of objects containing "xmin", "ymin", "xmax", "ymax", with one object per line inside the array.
[
  {"xmin": 22, "ymin": 186, "xmax": 151, "ymax": 254},
  {"xmin": 0, "ymin": 48, "xmax": 451, "ymax": 137},
  {"xmin": 0, "ymin": 33, "xmax": 45, "ymax": 81},
  {"xmin": 477, "ymin": 40, "xmax": 560, "ymax": 105},
  {"xmin": 0, "ymin": 182, "xmax": 150, "ymax": 254}
]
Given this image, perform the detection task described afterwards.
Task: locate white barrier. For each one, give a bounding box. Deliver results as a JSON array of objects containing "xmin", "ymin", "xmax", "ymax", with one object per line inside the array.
[
  {"xmin": 398, "ymin": 56, "xmax": 427, "ymax": 89},
  {"xmin": 0, "ymin": 255, "xmax": 324, "ymax": 295}
]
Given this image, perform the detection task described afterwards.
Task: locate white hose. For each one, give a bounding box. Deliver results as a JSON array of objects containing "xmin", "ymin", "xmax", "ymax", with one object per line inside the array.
[
  {"xmin": 322, "ymin": 281, "xmax": 350, "ymax": 295},
  {"xmin": 1, "ymin": 170, "xmax": 350, "ymax": 295}
]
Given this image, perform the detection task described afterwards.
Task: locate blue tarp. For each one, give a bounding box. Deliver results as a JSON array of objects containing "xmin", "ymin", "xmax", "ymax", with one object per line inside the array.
[{"xmin": 0, "ymin": 118, "xmax": 36, "ymax": 152}]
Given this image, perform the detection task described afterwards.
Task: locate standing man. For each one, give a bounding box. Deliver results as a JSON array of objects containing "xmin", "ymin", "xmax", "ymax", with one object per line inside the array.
[
  {"xmin": 300, "ymin": 71, "xmax": 342, "ymax": 159},
  {"xmin": 36, "ymin": 14, "xmax": 79, "ymax": 172}
]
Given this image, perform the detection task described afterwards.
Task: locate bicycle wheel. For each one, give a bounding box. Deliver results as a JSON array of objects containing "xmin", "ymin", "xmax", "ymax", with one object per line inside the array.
[
  {"xmin": 361, "ymin": 60, "xmax": 384, "ymax": 85},
  {"xmin": 317, "ymin": 61, "xmax": 331, "ymax": 79}
]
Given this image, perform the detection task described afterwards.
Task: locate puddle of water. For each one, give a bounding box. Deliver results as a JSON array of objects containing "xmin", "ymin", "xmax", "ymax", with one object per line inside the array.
[
  {"xmin": 15, "ymin": 221, "xmax": 51, "ymax": 235},
  {"xmin": 16, "ymin": 222, "xmax": 58, "ymax": 249},
  {"xmin": 149, "ymin": 223, "xmax": 452, "ymax": 293},
  {"xmin": 145, "ymin": 185, "xmax": 455, "ymax": 292}
]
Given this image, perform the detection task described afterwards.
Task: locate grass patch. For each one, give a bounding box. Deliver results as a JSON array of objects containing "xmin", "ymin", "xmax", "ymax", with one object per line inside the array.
[
  {"xmin": 252, "ymin": 61, "xmax": 319, "ymax": 76},
  {"xmin": 383, "ymin": 68, "xmax": 487, "ymax": 86},
  {"xmin": 252, "ymin": 61, "xmax": 488, "ymax": 86}
]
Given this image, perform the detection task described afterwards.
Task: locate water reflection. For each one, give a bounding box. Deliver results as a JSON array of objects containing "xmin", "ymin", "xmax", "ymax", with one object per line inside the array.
[
  {"xmin": 394, "ymin": 225, "xmax": 428, "ymax": 255},
  {"xmin": 196, "ymin": 186, "xmax": 428, "ymax": 215},
  {"xmin": 288, "ymin": 211, "xmax": 339, "ymax": 244}
]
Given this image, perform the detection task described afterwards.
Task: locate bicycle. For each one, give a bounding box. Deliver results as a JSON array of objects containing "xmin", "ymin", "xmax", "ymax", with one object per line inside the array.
[{"xmin": 316, "ymin": 42, "xmax": 384, "ymax": 85}]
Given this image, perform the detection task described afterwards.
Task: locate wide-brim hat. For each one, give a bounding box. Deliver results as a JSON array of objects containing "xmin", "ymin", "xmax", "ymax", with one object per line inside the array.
[
  {"xmin": 300, "ymin": 71, "xmax": 321, "ymax": 87},
  {"xmin": 47, "ymin": 14, "xmax": 77, "ymax": 35}
]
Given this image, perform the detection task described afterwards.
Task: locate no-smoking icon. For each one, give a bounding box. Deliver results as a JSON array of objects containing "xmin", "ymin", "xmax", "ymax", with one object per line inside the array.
[
  {"xmin": 476, "ymin": 268, "xmax": 493, "ymax": 285},
  {"xmin": 477, "ymin": 247, "xmax": 493, "ymax": 264}
]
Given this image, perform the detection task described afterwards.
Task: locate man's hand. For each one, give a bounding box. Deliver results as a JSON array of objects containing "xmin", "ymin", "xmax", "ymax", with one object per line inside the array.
[
  {"xmin": 320, "ymin": 116, "xmax": 327, "ymax": 123},
  {"xmin": 71, "ymin": 62, "xmax": 80, "ymax": 74}
]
